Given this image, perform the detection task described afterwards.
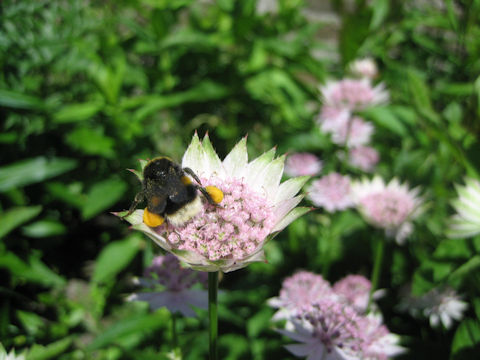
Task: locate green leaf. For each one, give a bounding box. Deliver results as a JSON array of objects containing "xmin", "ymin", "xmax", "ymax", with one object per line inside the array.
[
  {"xmin": 0, "ymin": 252, "xmax": 65, "ymax": 287},
  {"xmin": 407, "ymin": 69, "xmax": 440, "ymax": 123},
  {"xmin": 81, "ymin": 178, "xmax": 127, "ymax": 220},
  {"xmin": 46, "ymin": 182, "xmax": 85, "ymax": 208},
  {"xmin": 449, "ymin": 256, "xmax": 480, "ymax": 283},
  {"xmin": 370, "ymin": 0, "xmax": 389, "ymax": 29},
  {"xmin": 434, "ymin": 239, "xmax": 473, "ymax": 261},
  {"xmin": 0, "ymin": 89, "xmax": 44, "ymax": 110},
  {"xmin": 0, "ymin": 206, "xmax": 42, "ymax": 239},
  {"xmin": 86, "ymin": 311, "xmax": 167, "ymax": 351},
  {"xmin": 53, "ymin": 101, "xmax": 104, "ymax": 124},
  {"xmin": 131, "ymin": 81, "xmax": 229, "ymax": 122},
  {"xmin": 451, "ymin": 319, "xmax": 480, "ymax": 358},
  {"xmin": 247, "ymin": 308, "xmax": 273, "ymax": 338},
  {"xmin": 92, "ymin": 235, "xmax": 142, "ymax": 284},
  {"xmin": 21, "ymin": 219, "xmax": 66, "ymax": 238},
  {"xmin": 17, "ymin": 310, "xmax": 45, "ymax": 335},
  {"xmin": 0, "ymin": 157, "xmax": 77, "ymax": 192},
  {"xmin": 361, "ymin": 106, "xmax": 408, "ymax": 136},
  {"xmin": 65, "ymin": 127, "xmax": 115, "ymax": 158},
  {"xmin": 27, "ymin": 337, "xmax": 73, "ymax": 360}
]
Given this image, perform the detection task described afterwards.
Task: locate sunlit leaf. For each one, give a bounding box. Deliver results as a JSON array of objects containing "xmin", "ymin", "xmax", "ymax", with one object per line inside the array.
[
  {"xmin": 0, "ymin": 157, "xmax": 77, "ymax": 192},
  {"xmin": 21, "ymin": 219, "xmax": 66, "ymax": 238},
  {"xmin": 92, "ymin": 234, "xmax": 142, "ymax": 284},
  {"xmin": 81, "ymin": 178, "xmax": 127, "ymax": 220},
  {"xmin": 0, "ymin": 206, "xmax": 42, "ymax": 239}
]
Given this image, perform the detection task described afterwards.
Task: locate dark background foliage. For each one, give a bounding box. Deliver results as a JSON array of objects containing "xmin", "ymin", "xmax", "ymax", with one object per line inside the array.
[{"xmin": 1, "ymin": 0, "xmax": 480, "ymax": 359}]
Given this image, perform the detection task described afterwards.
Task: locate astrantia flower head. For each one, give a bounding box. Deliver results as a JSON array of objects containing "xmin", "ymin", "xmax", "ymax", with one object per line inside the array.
[
  {"xmin": 284, "ymin": 153, "xmax": 323, "ymax": 177},
  {"xmin": 348, "ymin": 58, "xmax": 378, "ymax": 80},
  {"xmin": 350, "ymin": 176, "xmax": 423, "ymax": 244},
  {"xmin": 363, "ymin": 314, "xmax": 406, "ymax": 360},
  {"xmin": 278, "ymin": 299, "xmax": 366, "ymax": 360},
  {"xmin": 271, "ymin": 271, "xmax": 404, "ymax": 359},
  {"xmin": 307, "ymin": 173, "xmax": 353, "ymax": 213},
  {"xmin": 330, "ymin": 116, "xmax": 374, "ymax": 148},
  {"xmin": 320, "ymin": 78, "xmax": 389, "ymax": 111},
  {"xmin": 317, "ymin": 106, "xmax": 351, "ymax": 133},
  {"xmin": 120, "ymin": 134, "xmax": 310, "ymax": 272},
  {"xmin": 348, "ymin": 146, "xmax": 379, "ymax": 172},
  {"xmin": 447, "ymin": 178, "xmax": 480, "ymax": 238},
  {"xmin": 0, "ymin": 344, "xmax": 25, "ymax": 360},
  {"xmin": 333, "ymin": 275, "xmax": 384, "ymax": 314},
  {"xmin": 268, "ymin": 271, "xmax": 334, "ymax": 321},
  {"xmin": 128, "ymin": 254, "xmax": 208, "ymax": 317},
  {"xmin": 399, "ymin": 287, "xmax": 468, "ymax": 329}
]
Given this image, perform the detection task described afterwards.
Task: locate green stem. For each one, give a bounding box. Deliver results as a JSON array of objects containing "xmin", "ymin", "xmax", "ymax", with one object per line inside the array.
[
  {"xmin": 208, "ymin": 272, "xmax": 218, "ymax": 360},
  {"xmin": 171, "ymin": 313, "xmax": 178, "ymax": 349},
  {"xmin": 367, "ymin": 235, "xmax": 385, "ymax": 312}
]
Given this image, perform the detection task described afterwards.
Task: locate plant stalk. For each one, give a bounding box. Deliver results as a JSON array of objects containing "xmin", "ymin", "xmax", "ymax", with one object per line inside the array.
[
  {"xmin": 208, "ymin": 271, "xmax": 219, "ymax": 360},
  {"xmin": 367, "ymin": 236, "xmax": 385, "ymax": 312}
]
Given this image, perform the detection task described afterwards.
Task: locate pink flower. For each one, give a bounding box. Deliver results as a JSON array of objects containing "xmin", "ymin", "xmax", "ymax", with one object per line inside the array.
[
  {"xmin": 307, "ymin": 173, "xmax": 353, "ymax": 213},
  {"xmin": 348, "ymin": 146, "xmax": 379, "ymax": 172},
  {"xmin": 284, "ymin": 153, "xmax": 323, "ymax": 177},
  {"xmin": 320, "ymin": 78, "xmax": 389, "ymax": 111},
  {"xmin": 271, "ymin": 271, "xmax": 404, "ymax": 359},
  {"xmin": 128, "ymin": 254, "xmax": 208, "ymax": 317},
  {"xmin": 317, "ymin": 106, "xmax": 351, "ymax": 133},
  {"xmin": 363, "ymin": 314, "xmax": 406, "ymax": 360},
  {"xmin": 121, "ymin": 134, "xmax": 310, "ymax": 272},
  {"xmin": 330, "ymin": 116, "xmax": 374, "ymax": 148},
  {"xmin": 268, "ymin": 271, "xmax": 334, "ymax": 321},
  {"xmin": 333, "ymin": 275, "xmax": 384, "ymax": 314},
  {"xmin": 278, "ymin": 300, "xmax": 366, "ymax": 360},
  {"xmin": 350, "ymin": 176, "xmax": 423, "ymax": 244}
]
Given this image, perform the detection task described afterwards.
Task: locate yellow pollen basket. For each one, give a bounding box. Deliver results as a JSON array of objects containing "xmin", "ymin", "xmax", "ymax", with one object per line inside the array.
[
  {"xmin": 181, "ymin": 176, "xmax": 192, "ymax": 185},
  {"xmin": 205, "ymin": 186, "xmax": 224, "ymax": 204},
  {"xmin": 143, "ymin": 207, "xmax": 165, "ymax": 227}
]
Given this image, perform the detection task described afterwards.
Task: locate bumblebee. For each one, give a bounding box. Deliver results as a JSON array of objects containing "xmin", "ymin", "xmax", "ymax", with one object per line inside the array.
[{"xmin": 123, "ymin": 157, "xmax": 223, "ymax": 227}]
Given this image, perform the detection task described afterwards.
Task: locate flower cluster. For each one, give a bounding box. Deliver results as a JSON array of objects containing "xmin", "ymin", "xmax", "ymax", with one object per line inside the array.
[
  {"xmin": 399, "ymin": 287, "xmax": 468, "ymax": 329},
  {"xmin": 121, "ymin": 134, "xmax": 310, "ymax": 272},
  {"xmin": 128, "ymin": 253, "xmax": 208, "ymax": 317},
  {"xmin": 269, "ymin": 271, "xmax": 404, "ymax": 360},
  {"xmin": 317, "ymin": 58, "xmax": 386, "ymax": 173},
  {"xmin": 284, "ymin": 153, "xmax": 323, "ymax": 177},
  {"xmin": 350, "ymin": 176, "xmax": 423, "ymax": 244},
  {"xmin": 447, "ymin": 177, "xmax": 480, "ymax": 239},
  {"xmin": 307, "ymin": 173, "xmax": 353, "ymax": 213}
]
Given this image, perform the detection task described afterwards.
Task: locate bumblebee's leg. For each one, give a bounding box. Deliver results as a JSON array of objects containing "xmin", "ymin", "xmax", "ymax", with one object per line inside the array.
[
  {"xmin": 183, "ymin": 167, "xmax": 224, "ymax": 205},
  {"xmin": 183, "ymin": 167, "xmax": 203, "ymax": 185},
  {"xmin": 197, "ymin": 185, "xmax": 216, "ymax": 205},
  {"xmin": 122, "ymin": 191, "xmax": 144, "ymax": 219}
]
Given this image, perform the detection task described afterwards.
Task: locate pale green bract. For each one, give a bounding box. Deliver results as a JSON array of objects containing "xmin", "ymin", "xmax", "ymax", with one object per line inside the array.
[
  {"xmin": 447, "ymin": 178, "xmax": 480, "ymax": 239},
  {"xmin": 0, "ymin": 344, "xmax": 25, "ymax": 360},
  {"xmin": 121, "ymin": 133, "xmax": 310, "ymax": 272}
]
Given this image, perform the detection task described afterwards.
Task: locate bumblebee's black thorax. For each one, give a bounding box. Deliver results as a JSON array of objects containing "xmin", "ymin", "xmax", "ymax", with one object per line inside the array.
[{"xmin": 142, "ymin": 157, "xmax": 198, "ymax": 216}]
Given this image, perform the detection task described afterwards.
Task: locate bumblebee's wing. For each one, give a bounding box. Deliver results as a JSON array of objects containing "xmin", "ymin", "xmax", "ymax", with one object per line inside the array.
[
  {"xmin": 165, "ymin": 171, "xmax": 192, "ymax": 204},
  {"xmin": 144, "ymin": 179, "xmax": 168, "ymax": 214}
]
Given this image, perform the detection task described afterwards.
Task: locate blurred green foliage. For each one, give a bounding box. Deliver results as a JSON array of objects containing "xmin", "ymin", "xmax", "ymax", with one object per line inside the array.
[{"xmin": 1, "ymin": 0, "xmax": 480, "ymax": 359}]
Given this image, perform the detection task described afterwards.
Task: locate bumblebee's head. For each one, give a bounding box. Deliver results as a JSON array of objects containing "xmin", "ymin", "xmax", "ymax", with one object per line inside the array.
[{"xmin": 143, "ymin": 157, "xmax": 179, "ymax": 180}]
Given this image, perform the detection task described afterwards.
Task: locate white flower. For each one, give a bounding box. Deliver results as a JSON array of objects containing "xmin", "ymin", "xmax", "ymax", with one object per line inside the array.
[
  {"xmin": 348, "ymin": 58, "xmax": 378, "ymax": 80},
  {"xmin": 447, "ymin": 178, "xmax": 480, "ymax": 238},
  {"xmin": 399, "ymin": 287, "xmax": 468, "ymax": 329},
  {"xmin": 0, "ymin": 344, "xmax": 25, "ymax": 360},
  {"xmin": 350, "ymin": 176, "xmax": 423, "ymax": 244},
  {"xmin": 121, "ymin": 134, "xmax": 310, "ymax": 272},
  {"xmin": 256, "ymin": 0, "xmax": 278, "ymax": 15}
]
